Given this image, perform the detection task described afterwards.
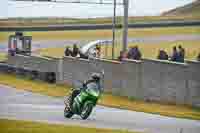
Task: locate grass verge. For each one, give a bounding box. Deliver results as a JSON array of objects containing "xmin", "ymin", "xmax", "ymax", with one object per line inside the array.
[
  {"xmin": 0, "ymin": 53, "xmax": 7, "ymax": 62},
  {"xmin": 0, "ymin": 119, "xmax": 134, "ymax": 133},
  {"xmin": 0, "ymin": 73, "xmax": 200, "ymax": 120},
  {"xmin": 1, "ymin": 15, "xmax": 200, "ymax": 26},
  {"xmin": 0, "ymin": 26, "xmax": 200, "ymax": 42}
]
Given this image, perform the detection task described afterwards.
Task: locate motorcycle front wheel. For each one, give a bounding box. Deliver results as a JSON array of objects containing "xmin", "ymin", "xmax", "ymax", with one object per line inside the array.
[{"xmin": 80, "ymin": 101, "xmax": 93, "ymax": 120}]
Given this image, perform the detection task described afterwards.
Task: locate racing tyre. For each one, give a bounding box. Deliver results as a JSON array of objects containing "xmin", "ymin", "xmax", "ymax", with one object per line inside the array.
[
  {"xmin": 64, "ymin": 96, "xmax": 73, "ymax": 118},
  {"xmin": 80, "ymin": 101, "xmax": 93, "ymax": 120},
  {"xmin": 64, "ymin": 106, "xmax": 73, "ymax": 118}
]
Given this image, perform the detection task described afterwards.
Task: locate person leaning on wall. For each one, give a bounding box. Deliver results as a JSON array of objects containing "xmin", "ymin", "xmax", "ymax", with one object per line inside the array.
[
  {"xmin": 134, "ymin": 46, "xmax": 142, "ymax": 60},
  {"xmin": 197, "ymin": 52, "xmax": 200, "ymax": 61},
  {"xmin": 95, "ymin": 45, "xmax": 101, "ymax": 58},
  {"xmin": 127, "ymin": 45, "xmax": 142, "ymax": 60},
  {"xmin": 157, "ymin": 49, "xmax": 168, "ymax": 60},
  {"xmin": 65, "ymin": 46, "xmax": 72, "ymax": 56},
  {"xmin": 170, "ymin": 46, "xmax": 179, "ymax": 62},
  {"xmin": 118, "ymin": 51, "xmax": 128, "ymax": 61},
  {"xmin": 178, "ymin": 45, "xmax": 185, "ymax": 63},
  {"xmin": 72, "ymin": 44, "xmax": 79, "ymax": 57}
]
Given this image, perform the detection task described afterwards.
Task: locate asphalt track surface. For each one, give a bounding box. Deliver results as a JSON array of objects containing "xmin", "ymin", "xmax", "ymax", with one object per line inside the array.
[
  {"xmin": 0, "ymin": 84, "xmax": 200, "ymax": 133},
  {"xmin": 0, "ymin": 21, "xmax": 200, "ymax": 32},
  {"xmin": 0, "ymin": 34, "xmax": 200, "ymax": 52}
]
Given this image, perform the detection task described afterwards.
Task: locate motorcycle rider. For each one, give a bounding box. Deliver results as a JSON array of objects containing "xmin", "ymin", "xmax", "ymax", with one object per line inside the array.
[{"xmin": 69, "ymin": 73, "xmax": 101, "ymax": 107}]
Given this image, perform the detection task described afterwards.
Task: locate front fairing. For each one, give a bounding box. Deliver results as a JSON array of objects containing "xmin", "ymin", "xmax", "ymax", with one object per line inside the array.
[
  {"xmin": 72, "ymin": 83, "xmax": 101, "ymax": 114},
  {"xmin": 85, "ymin": 87, "xmax": 101, "ymax": 99},
  {"xmin": 75, "ymin": 86, "xmax": 100, "ymax": 106}
]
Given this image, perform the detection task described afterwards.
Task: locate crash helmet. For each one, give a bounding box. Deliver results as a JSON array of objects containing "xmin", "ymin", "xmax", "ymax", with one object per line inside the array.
[{"xmin": 91, "ymin": 73, "xmax": 101, "ymax": 81}]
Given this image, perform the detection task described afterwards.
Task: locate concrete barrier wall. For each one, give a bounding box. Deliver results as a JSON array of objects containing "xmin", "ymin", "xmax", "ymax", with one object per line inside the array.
[
  {"xmin": 95, "ymin": 59, "xmax": 123, "ymax": 93},
  {"xmin": 62, "ymin": 57, "xmax": 124, "ymax": 92},
  {"xmin": 7, "ymin": 54, "xmax": 61, "ymax": 81},
  {"xmin": 142, "ymin": 59, "xmax": 189, "ymax": 104},
  {"xmin": 119, "ymin": 59, "xmax": 142, "ymax": 99},
  {"xmin": 62, "ymin": 57, "xmax": 90, "ymax": 85},
  {"xmin": 62, "ymin": 57, "xmax": 144, "ymax": 95},
  {"xmin": 7, "ymin": 54, "xmax": 60, "ymax": 73},
  {"xmin": 61, "ymin": 57, "xmax": 200, "ymax": 106},
  {"xmin": 6, "ymin": 55, "xmax": 200, "ymax": 107},
  {"xmin": 186, "ymin": 60, "xmax": 200, "ymax": 107}
]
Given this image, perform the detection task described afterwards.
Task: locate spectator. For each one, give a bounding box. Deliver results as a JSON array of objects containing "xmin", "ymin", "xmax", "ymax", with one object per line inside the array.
[
  {"xmin": 16, "ymin": 48, "xmax": 20, "ymax": 54},
  {"xmin": 80, "ymin": 52, "xmax": 88, "ymax": 59},
  {"xmin": 134, "ymin": 46, "xmax": 142, "ymax": 60},
  {"xmin": 127, "ymin": 46, "xmax": 134, "ymax": 59},
  {"xmin": 9, "ymin": 49, "xmax": 15, "ymax": 56},
  {"xmin": 128, "ymin": 46, "xmax": 142, "ymax": 60},
  {"xmin": 118, "ymin": 51, "xmax": 127, "ymax": 61},
  {"xmin": 95, "ymin": 45, "xmax": 101, "ymax": 58},
  {"xmin": 72, "ymin": 44, "xmax": 79, "ymax": 57},
  {"xmin": 178, "ymin": 45, "xmax": 185, "ymax": 62},
  {"xmin": 157, "ymin": 49, "xmax": 168, "ymax": 60},
  {"xmin": 197, "ymin": 53, "xmax": 200, "ymax": 61},
  {"xmin": 171, "ymin": 46, "xmax": 179, "ymax": 62},
  {"xmin": 64, "ymin": 46, "xmax": 72, "ymax": 56},
  {"xmin": 118, "ymin": 51, "xmax": 124, "ymax": 61}
]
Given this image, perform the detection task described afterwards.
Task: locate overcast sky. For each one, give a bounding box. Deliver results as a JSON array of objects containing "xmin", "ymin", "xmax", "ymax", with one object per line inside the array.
[{"xmin": 0, "ymin": 0, "xmax": 195, "ymax": 18}]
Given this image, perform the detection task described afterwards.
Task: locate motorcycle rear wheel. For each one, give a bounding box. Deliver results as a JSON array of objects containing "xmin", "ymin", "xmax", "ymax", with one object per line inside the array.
[
  {"xmin": 64, "ymin": 95, "xmax": 74, "ymax": 118},
  {"xmin": 80, "ymin": 102, "xmax": 93, "ymax": 120},
  {"xmin": 64, "ymin": 106, "xmax": 74, "ymax": 118}
]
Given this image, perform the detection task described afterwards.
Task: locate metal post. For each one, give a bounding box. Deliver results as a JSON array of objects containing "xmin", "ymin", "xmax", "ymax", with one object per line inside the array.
[
  {"xmin": 122, "ymin": 0, "xmax": 129, "ymax": 52},
  {"xmin": 112, "ymin": 0, "xmax": 116, "ymax": 59}
]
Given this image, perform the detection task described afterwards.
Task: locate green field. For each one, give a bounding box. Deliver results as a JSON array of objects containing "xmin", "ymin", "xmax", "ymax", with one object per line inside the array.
[
  {"xmin": 0, "ymin": 119, "xmax": 134, "ymax": 133},
  {"xmin": 0, "ymin": 53, "xmax": 7, "ymax": 62},
  {"xmin": 1, "ymin": 26, "xmax": 199, "ymax": 60},
  {"xmin": 1, "ymin": 15, "xmax": 200, "ymax": 27},
  {"xmin": 0, "ymin": 73, "xmax": 200, "ymax": 120}
]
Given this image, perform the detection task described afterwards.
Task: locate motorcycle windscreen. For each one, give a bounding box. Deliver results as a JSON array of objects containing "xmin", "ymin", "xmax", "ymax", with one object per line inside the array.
[
  {"xmin": 86, "ymin": 83, "xmax": 100, "ymax": 98},
  {"xmin": 72, "ymin": 80, "xmax": 83, "ymax": 89}
]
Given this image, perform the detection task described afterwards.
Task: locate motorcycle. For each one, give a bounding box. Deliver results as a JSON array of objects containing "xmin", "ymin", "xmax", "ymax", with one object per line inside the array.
[{"xmin": 64, "ymin": 71, "xmax": 104, "ymax": 120}]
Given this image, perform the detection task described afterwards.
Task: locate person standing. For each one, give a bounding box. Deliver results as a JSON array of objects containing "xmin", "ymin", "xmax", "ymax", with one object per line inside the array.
[
  {"xmin": 127, "ymin": 45, "xmax": 142, "ymax": 60},
  {"xmin": 134, "ymin": 46, "xmax": 142, "ymax": 60},
  {"xmin": 72, "ymin": 44, "xmax": 79, "ymax": 57},
  {"xmin": 157, "ymin": 49, "xmax": 168, "ymax": 60},
  {"xmin": 65, "ymin": 46, "xmax": 72, "ymax": 56},
  {"xmin": 95, "ymin": 45, "xmax": 101, "ymax": 58},
  {"xmin": 171, "ymin": 46, "xmax": 179, "ymax": 62},
  {"xmin": 127, "ymin": 46, "xmax": 135, "ymax": 59},
  {"xmin": 197, "ymin": 53, "xmax": 200, "ymax": 61},
  {"xmin": 118, "ymin": 51, "xmax": 127, "ymax": 61},
  {"xmin": 178, "ymin": 45, "xmax": 185, "ymax": 62}
]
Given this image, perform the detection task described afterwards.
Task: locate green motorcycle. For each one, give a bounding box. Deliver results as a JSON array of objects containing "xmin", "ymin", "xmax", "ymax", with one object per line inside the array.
[{"xmin": 64, "ymin": 81, "xmax": 102, "ymax": 120}]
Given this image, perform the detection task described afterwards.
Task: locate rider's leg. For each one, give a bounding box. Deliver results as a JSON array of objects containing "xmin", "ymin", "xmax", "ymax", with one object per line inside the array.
[{"xmin": 70, "ymin": 89, "xmax": 81, "ymax": 107}]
